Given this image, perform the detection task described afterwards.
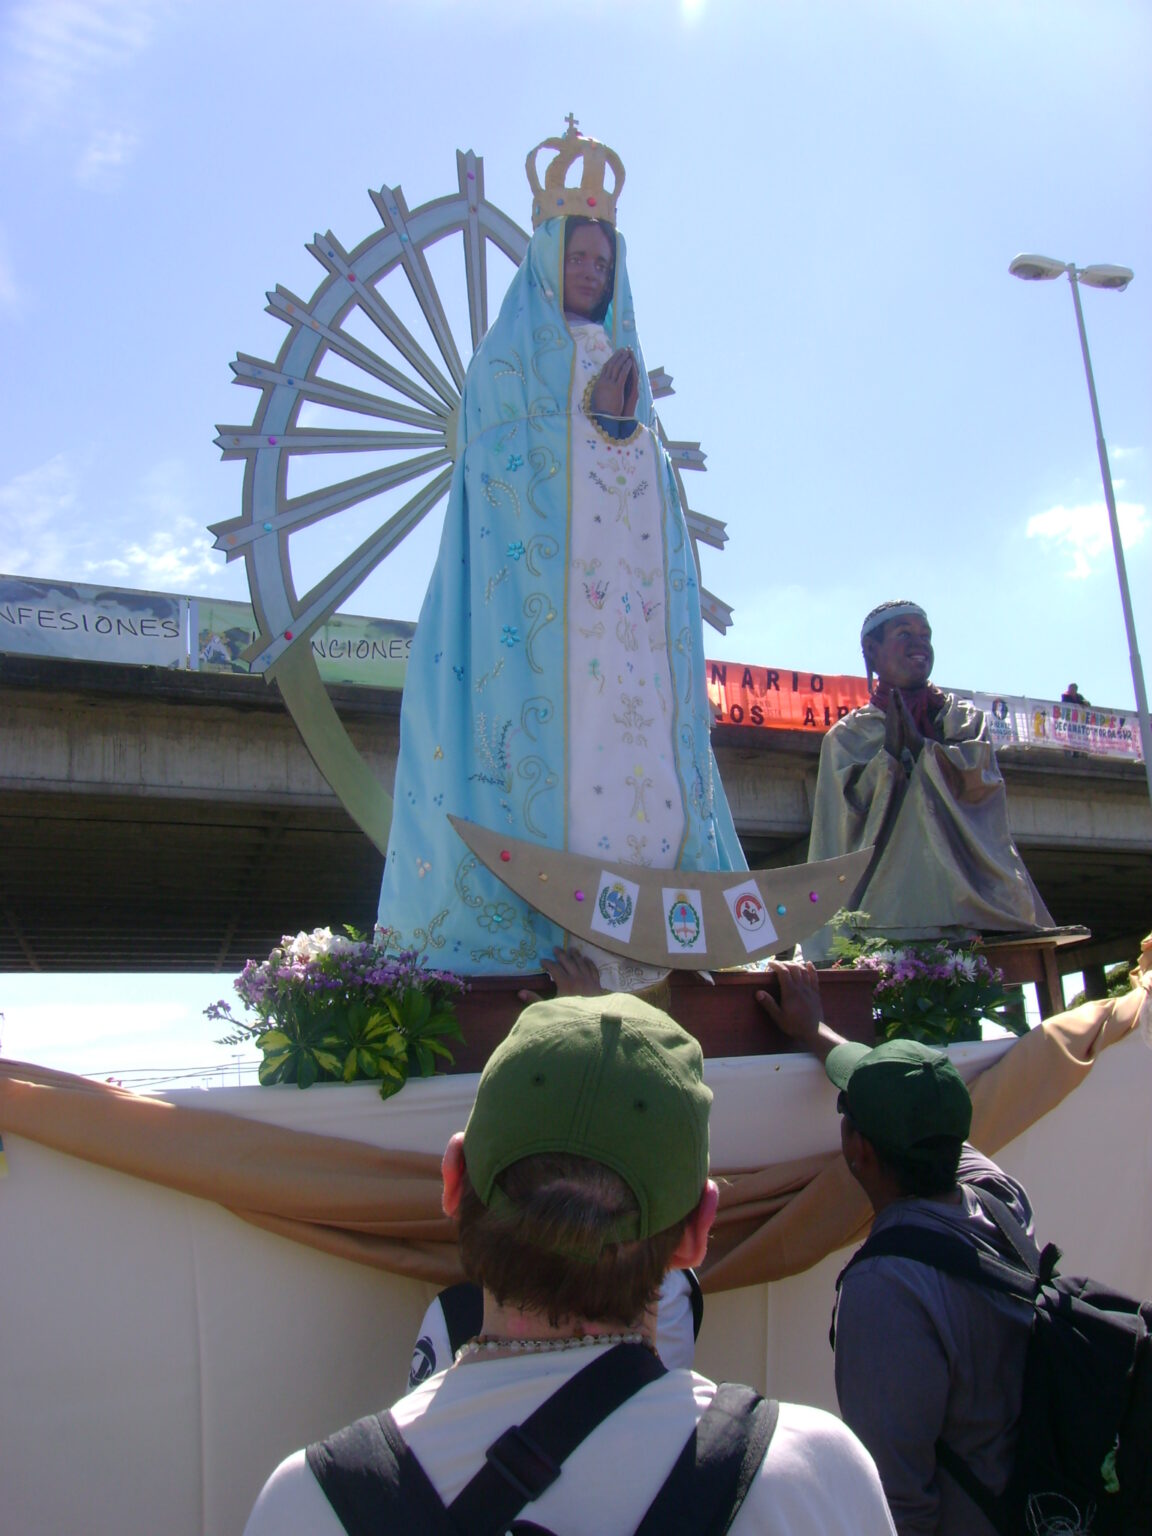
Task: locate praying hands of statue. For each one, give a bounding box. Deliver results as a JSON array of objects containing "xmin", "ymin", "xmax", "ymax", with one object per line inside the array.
[
  {"xmin": 883, "ymin": 688, "xmax": 924, "ymax": 773},
  {"xmin": 589, "ymin": 348, "xmax": 640, "ymax": 423}
]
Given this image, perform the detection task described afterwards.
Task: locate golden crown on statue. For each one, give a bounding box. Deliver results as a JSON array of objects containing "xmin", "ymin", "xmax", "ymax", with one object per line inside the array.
[{"xmin": 526, "ymin": 114, "xmax": 626, "ymax": 230}]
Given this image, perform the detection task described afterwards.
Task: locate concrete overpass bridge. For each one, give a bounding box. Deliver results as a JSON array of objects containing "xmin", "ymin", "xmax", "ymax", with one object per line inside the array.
[{"xmin": 1, "ymin": 654, "xmax": 1149, "ymax": 981}]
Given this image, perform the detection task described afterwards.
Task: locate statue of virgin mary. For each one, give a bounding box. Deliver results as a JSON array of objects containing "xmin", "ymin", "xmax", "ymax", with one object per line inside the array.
[{"xmin": 376, "ymin": 125, "xmax": 745, "ymax": 982}]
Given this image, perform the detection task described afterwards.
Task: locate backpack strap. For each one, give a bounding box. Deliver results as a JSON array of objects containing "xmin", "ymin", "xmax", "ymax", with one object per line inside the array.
[
  {"xmin": 684, "ymin": 1267, "xmax": 705, "ymax": 1340},
  {"xmin": 634, "ymin": 1385, "xmax": 780, "ymax": 1536},
  {"xmin": 309, "ymin": 1346, "xmax": 778, "ymax": 1536},
  {"xmin": 310, "ymin": 1342, "xmax": 666, "ymax": 1536},
  {"xmin": 446, "ymin": 1342, "xmax": 666, "ymax": 1533},
  {"xmin": 438, "ymin": 1281, "xmax": 485, "ymax": 1356},
  {"xmin": 933, "ymin": 1439, "xmax": 1009, "ymax": 1535},
  {"xmin": 967, "ymin": 1186, "xmax": 1062, "ymax": 1284},
  {"xmin": 830, "ymin": 1220, "xmax": 1039, "ymax": 1348},
  {"xmin": 307, "ymin": 1408, "xmax": 458, "ymax": 1536},
  {"xmin": 840, "ymin": 1220, "xmax": 1039, "ymax": 1298}
]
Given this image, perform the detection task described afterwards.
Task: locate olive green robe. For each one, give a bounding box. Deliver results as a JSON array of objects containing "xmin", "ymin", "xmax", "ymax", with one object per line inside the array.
[{"xmin": 805, "ymin": 695, "xmax": 1054, "ymax": 963}]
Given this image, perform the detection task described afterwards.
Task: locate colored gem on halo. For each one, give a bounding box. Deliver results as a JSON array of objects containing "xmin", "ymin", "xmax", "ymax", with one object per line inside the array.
[
  {"xmin": 500, "ymin": 850, "xmax": 511, "ymax": 862},
  {"xmin": 284, "ymin": 630, "xmax": 293, "ymax": 640},
  {"xmin": 467, "ymin": 170, "xmax": 476, "ymax": 180},
  {"xmin": 809, "ymin": 892, "xmax": 819, "ymax": 903},
  {"xmin": 587, "ymin": 196, "xmax": 596, "ymax": 206},
  {"xmin": 267, "ymin": 436, "xmax": 277, "ymax": 445},
  {"xmin": 776, "ymin": 904, "xmax": 787, "ymax": 915},
  {"xmin": 262, "ymin": 521, "xmax": 273, "ymax": 531},
  {"xmin": 574, "ymin": 890, "xmax": 585, "ymax": 902}
]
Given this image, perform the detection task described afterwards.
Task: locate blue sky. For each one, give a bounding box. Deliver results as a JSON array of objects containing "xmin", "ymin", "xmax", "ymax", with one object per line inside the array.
[{"xmin": 1, "ymin": 0, "xmax": 1147, "ymax": 1082}]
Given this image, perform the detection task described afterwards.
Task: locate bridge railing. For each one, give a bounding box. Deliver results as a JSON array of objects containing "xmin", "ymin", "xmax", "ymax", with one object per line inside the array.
[{"xmin": 1, "ymin": 572, "xmax": 1143, "ymax": 763}]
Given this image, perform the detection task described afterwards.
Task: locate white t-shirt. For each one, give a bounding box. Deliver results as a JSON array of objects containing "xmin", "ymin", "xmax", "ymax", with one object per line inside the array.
[
  {"xmin": 243, "ymin": 1346, "xmax": 896, "ymax": 1536},
  {"xmin": 406, "ymin": 1270, "xmax": 699, "ymax": 1390}
]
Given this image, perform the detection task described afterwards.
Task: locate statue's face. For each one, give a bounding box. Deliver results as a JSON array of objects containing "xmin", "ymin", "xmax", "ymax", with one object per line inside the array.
[
  {"xmin": 867, "ymin": 613, "xmax": 933, "ymax": 689},
  {"xmin": 563, "ymin": 223, "xmax": 614, "ymax": 317}
]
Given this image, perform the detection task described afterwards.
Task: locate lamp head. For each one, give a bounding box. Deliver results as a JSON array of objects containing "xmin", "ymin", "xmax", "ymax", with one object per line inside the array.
[
  {"xmin": 1009, "ymin": 253, "xmax": 1067, "ymax": 281},
  {"xmin": 1079, "ymin": 264, "xmax": 1134, "ymax": 292}
]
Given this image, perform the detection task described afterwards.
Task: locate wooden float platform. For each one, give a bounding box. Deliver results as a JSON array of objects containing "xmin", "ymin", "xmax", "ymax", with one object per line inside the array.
[{"xmin": 441, "ymin": 932, "xmax": 1086, "ymax": 1074}]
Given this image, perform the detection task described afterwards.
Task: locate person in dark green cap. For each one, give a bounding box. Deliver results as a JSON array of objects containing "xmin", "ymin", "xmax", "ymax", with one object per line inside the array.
[
  {"xmin": 758, "ymin": 960, "xmax": 1036, "ymax": 1536},
  {"xmin": 243, "ymin": 991, "xmax": 897, "ymax": 1536}
]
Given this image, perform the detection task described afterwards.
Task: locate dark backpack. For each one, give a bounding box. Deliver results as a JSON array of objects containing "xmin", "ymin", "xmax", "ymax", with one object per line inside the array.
[
  {"xmin": 835, "ymin": 1188, "xmax": 1152, "ymax": 1535},
  {"xmin": 308, "ymin": 1340, "xmax": 778, "ymax": 1536}
]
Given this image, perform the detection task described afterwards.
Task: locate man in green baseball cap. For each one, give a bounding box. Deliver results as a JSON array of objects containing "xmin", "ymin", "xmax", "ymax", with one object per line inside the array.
[
  {"xmin": 822, "ymin": 1035, "xmax": 975, "ymax": 1207},
  {"xmin": 244, "ymin": 989, "xmax": 897, "ymax": 1536},
  {"xmin": 758, "ymin": 960, "xmax": 1036, "ymax": 1536},
  {"xmin": 459, "ymin": 992, "xmax": 712, "ymax": 1251}
]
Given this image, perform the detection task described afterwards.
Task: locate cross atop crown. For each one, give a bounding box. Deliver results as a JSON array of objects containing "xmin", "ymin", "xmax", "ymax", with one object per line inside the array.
[{"xmin": 526, "ymin": 118, "xmax": 625, "ymax": 231}]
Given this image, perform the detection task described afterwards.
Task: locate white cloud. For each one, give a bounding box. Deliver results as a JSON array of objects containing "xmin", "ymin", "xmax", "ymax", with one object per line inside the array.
[
  {"xmin": 1026, "ymin": 500, "xmax": 1148, "ymax": 580},
  {"xmin": 0, "ymin": 454, "xmax": 83, "ymax": 577},
  {"xmin": 81, "ymin": 459, "xmax": 224, "ymax": 589},
  {"xmin": 88, "ymin": 523, "xmax": 223, "ymax": 588},
  {"xmin": 1109, "ymin": 445, "xmax": 1141, "ymax": 462},
  {"xmin": 75, "ymin": 125, "xmax": 138, "ymax": 186},
  {"xmin": 2, "ymin": 0, "xmax": 159, "ymax": 132},
  {"xmin": 0, "ymin": 453, "xmax": 225, "ymax": 592}
]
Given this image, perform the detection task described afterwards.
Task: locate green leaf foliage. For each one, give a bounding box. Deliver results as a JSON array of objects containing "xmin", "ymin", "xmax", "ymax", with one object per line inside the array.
[
  {"xmin": 824, "ymin": 910, "xmax": 1018, "ymax": 1048},
  {"xmin": 216, "ymin": 930, "xmax": 468, "ymax": 1098}
]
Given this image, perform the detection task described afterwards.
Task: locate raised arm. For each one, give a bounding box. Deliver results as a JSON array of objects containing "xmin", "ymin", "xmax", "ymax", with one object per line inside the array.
[{"xmin": 755, "ymin": 959, "xmax": 848, "ymax": 1063}]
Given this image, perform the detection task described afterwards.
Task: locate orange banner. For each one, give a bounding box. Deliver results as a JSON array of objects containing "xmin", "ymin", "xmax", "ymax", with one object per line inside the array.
[{"xmin": 707, "ymin": 661, "xmax": 872, "ymax": 732}]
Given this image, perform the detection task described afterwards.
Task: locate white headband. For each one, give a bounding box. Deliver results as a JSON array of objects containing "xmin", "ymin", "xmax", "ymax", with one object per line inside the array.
[{"xmin": 860, "ymin": 603, "xmax": 927, "ymax": 644}]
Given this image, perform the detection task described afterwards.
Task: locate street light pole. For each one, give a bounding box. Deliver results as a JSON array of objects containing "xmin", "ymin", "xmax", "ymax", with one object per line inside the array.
[
  {"xmin": 1009, "ymin": 254, "xmax": 1152, "ymax": 808},
  {"xmin": 1064, "ymin": 273, "xmax": 1152, "ymax": 804}
]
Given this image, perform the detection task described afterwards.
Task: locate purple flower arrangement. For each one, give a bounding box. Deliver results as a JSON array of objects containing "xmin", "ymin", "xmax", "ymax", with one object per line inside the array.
[
  {"xmin": 827, "ymin": 913, "xmax": 1024, "ymax": 1046},
  {"xmin": 207, "ymin": 926, "xmax": 466, "ymax": 1094}
]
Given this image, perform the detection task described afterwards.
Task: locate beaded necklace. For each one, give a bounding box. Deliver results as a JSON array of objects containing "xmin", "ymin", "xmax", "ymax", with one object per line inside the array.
[{"xmin": 454, "ymin": 1331, "xmax": 654, "ymax": 1364}]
